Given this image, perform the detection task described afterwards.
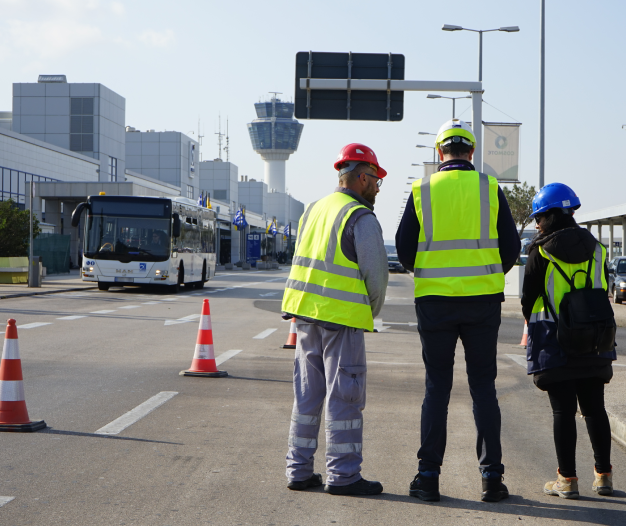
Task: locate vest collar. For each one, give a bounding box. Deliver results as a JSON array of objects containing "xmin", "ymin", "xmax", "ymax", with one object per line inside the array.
[
  {"xmin": 335, "ymin": 187, "xmax": 374, "ymax": 211},
  {"xmin": 438, "ymin": 159, "xmax": 475, "ymax": 172}
]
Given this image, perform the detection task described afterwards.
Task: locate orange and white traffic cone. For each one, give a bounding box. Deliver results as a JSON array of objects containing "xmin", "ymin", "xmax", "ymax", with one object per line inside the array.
[
  {"xmin": 180, "ymin": 299, "xmax": 227, "ymax": 378},
  {"xmin": 519, "ymin": 320, "xmax": 528, "ymax": 348},
  {"xmin": 0, "ymin": 319, "xmax": 46, "ymax": 432},
  {"xmin": 282, "ymin": 318, "xmax": 297, "ymax": 349}
]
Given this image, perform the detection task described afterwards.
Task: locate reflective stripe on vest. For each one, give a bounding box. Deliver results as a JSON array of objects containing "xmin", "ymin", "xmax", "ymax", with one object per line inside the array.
[
  {"xmin": 282, "ymin": 192, "xmax": 374, "ymax": 330},
  {"xmin": 412, "ymin": 170, "xmax": 504, "ymax": 298}
]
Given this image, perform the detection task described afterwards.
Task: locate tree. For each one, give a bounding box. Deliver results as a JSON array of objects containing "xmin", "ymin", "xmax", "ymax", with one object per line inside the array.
[
  {"xmin": 0, "ymin": 199, "xmax": 41, "ymax": 257},
  {"xmin": 502, "ymin": 181, "xmax": 537, "ymax": 238}
]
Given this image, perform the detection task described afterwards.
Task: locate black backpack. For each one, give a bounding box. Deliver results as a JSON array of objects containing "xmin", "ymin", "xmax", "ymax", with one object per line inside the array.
[{"xmin": 542, "ymin": 251, "xmax": 616, "ymax": 356}]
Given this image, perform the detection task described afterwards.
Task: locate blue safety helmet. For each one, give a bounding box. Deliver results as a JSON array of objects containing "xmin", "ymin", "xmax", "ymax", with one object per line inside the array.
[{"xmin": 530, "ymin": 183, "xmax": 581, "ymax": 218}]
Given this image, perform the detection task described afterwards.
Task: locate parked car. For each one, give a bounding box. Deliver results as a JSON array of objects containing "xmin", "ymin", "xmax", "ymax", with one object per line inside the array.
[
  {"xmin": 608, "ymin": 256, "xmax": 626, "ymax": 304},
  {"xmin": 388, "ymin": 254, "xmax": 407, "ymax": 273}
]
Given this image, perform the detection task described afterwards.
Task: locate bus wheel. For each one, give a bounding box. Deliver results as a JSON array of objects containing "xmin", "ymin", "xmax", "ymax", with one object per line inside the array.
[
  {"xmin": 171, "ymin": 264, "xmax": 183, "ymax": 293},
  {"xmin": 98, "ymin": 282, "xmax": 110, "ymax": 291},
  {"xmin": 196, "ymin": 261, "xmax": 207, "ymax": 289}
]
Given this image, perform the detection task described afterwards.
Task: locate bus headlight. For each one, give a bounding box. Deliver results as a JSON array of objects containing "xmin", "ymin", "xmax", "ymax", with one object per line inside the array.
[
  {"xmin": 620, "ymin": 282, "xmax": 626, "ymax": 288},
  {"xmin": 156, "ymin": 270, "xmax": 161, "ymax": 275},
  {"xmin": 89, "ymin": 267, "xmax": 94, "ymax": 272}
]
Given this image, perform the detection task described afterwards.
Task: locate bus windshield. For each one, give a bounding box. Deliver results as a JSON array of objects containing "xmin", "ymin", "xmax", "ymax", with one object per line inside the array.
[{"xmin": 84, "ymin": 198, "xmax": 171, "ymax": 262}]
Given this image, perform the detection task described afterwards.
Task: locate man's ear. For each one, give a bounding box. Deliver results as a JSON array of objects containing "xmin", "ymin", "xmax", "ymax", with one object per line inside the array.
[{"xmin": 468, "ymin": 147, "xmax": 475, "ymax": 161}]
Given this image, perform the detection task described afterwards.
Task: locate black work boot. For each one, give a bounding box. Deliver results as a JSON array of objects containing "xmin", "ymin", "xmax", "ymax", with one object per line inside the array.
[
  {"xmin": 409, "ymin": 473, "xmax": 440, "ymax": 501},
  {"xmin": 287, "ymin": 473, "xmax": 323, "ymax": 491},
  {"xmin": 481, "ymin": 474, "xmax": 509, "ymax": 502},
  {"xmin": 324, "ymin": 477, "xmax": 383, "ymax": 496}
]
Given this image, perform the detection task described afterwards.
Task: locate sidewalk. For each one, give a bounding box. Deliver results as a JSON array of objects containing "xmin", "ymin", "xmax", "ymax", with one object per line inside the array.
[{"xmin": 0, "ymin": 269, "xmax": 96, "ymax": 300}]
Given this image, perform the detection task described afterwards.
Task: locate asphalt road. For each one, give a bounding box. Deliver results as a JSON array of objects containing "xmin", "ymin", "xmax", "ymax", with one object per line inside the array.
[{"xmin": 1, "ymin": 270, "xmax": 625, "ymax": 525}]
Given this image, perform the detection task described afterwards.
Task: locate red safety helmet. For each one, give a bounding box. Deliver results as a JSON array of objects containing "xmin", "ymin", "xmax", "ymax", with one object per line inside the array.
[{"xmin": 334, "ymin": 143, "xmax": 387, "ymax": 178}]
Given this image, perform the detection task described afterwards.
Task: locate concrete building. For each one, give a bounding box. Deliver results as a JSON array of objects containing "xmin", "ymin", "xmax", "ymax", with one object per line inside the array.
[
  {"xmin": 247, "ymin": 95, "xmax": 303, "ymax": 193},
  {"xmin": 125, "ymin": 129, "xmax": 199, "ymax": 200}
]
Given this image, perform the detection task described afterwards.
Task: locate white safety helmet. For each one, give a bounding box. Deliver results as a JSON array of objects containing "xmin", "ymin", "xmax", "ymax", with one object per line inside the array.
[{"xmin": 435, "ymin": 119, "xmax": 476, "ymax": 149}]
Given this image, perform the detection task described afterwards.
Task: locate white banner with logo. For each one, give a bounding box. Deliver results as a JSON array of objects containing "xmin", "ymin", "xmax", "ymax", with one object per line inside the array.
[{"xmin": 482, "ymin": 123, "xmax": 520, "ymax": 181}]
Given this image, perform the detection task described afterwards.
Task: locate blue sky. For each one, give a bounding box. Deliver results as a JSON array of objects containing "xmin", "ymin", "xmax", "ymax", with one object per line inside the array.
[{"xmin": 1, "ymin": 0, "xmax": 623, "ymax": 242}]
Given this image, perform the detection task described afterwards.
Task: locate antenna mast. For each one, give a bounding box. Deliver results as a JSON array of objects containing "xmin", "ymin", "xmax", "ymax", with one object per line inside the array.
[
  {"xmin": 215, "ymin": 114, "xmax": 225, "ymax": 160},
  {"xmin": 224, "ymin": 118, "xmax": 230, "ymax": 162},
  {"xmin": 198, "ymin": 117, "xmax": 204, "ymax": 162}
]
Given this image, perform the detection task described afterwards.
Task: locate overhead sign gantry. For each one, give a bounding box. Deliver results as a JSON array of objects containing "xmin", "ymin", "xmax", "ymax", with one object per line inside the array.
[{"xmin": 294, "ymin": 51, "xmax": 485, "ymax": 170}]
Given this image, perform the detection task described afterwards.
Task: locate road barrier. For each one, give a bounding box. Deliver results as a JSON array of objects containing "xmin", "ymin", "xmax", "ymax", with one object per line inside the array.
[
  {"xmin": 0, "ymin": 319, "xmax": 46, "ymax": 432},
  {"xmin": 180, "ymin": 299, "xmax": 228, "ymax": 378}
]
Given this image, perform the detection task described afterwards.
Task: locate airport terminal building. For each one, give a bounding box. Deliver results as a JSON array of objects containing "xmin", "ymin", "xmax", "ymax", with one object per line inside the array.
[{"xmin": 0, "ymin": 76, "xmax": 304, "ymax": 268}]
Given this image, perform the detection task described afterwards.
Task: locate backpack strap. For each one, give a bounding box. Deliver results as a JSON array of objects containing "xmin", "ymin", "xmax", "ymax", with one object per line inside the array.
[{"xmin": 543, "ymin": 248, "xmax": 593, "ymax": 291}]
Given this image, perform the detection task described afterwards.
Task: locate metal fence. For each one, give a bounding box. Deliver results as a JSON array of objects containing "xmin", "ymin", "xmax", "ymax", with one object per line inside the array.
[{"xmin": 33, "ymin": 234, "xmax": 71, "ymax": 275}]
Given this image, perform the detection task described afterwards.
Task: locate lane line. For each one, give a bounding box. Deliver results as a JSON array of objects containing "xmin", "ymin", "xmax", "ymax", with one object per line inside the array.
[
  {"xmin": 253, "ymin": 328, "xmax": 277, "ymax": 339},
  {"xmin": 0, "ymin": 496, "xmax": 15, "ymax": 507},
  {"xmin": 57, "ymin": 315, "xmax": 87, "ymax": 320},
  {"xmin": 505, "ymin": 354, "xmax": 527, "ymax": 368},
  {"xmin": 265, "ymin": 277, "xmax": 286, "ymax": 282},
  {"xmin": 216, "ymin": 349, "xmax": 243, "ymax": 365},
  {"xmin": 373, "ymin": 318, "xmax": 390, "ymax": 332},
  {"xmin": 90, "ymin": 310, "xmax": 116, "ymax": 314},
  {"xmin": 16, "ymin": 322, "xmax": 52, "ymax": 329},
  {"xmin": 118, "ymin": 305, "xmax": 141, "ymax": 309},
  {"xmin": 142, "ymin": 301, "xmax": 161, "ymax": 305},
  {"xmin": 379, "ymin": 321, "xmax": 417, "ymax": 326},
  {"xmin": 368, "ymin": 361, "xmax": 419, "ymax": 365},
  {"xmin": 94, "ymin": 391, "xmax": 178, "ymax": 435},
  {"xmin": 161, "ymin": 298, "xmax": 177, "ymax": 302}
]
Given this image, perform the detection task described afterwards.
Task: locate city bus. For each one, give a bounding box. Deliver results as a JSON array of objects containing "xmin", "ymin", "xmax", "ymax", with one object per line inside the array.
[{"xmin": 71, "ymin": 195, "xmax": 217, "ymax": 292}]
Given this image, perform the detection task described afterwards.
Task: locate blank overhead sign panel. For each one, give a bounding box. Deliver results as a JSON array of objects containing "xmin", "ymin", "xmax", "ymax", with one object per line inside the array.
[{"xmin": 295, "ymin": 51, "xmax": 405, "ymax": 121}]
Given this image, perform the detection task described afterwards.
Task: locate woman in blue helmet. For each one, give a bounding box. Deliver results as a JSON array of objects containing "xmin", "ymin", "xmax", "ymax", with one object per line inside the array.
[{"xmin": 522, "ymin": 183, "xmax": 616, "ymax": 499}]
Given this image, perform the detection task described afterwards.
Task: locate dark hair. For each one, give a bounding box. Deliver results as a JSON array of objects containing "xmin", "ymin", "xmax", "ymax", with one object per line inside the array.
[
  {"xmin": 528, "ymin": 208, "xmax": 578, "ymax": 252},
  {"xmin": 440, "ymin": 141, "xmax": 472, "ymax": 158}
]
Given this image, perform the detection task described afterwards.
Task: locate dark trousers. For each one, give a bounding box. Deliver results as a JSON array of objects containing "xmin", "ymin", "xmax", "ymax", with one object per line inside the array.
[
  {"xmin": 546, "ymin": 377, "xmax": 612, "ymax": 477},
  {"xmin": 416, "ymin": 301, "xmax": 504, "ymax": 475}
]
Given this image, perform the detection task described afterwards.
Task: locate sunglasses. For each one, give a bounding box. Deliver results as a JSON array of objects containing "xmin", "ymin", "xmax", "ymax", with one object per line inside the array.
[{"xmin": 364, "ymin": 173, "xmax": 383, "ymax": 188}]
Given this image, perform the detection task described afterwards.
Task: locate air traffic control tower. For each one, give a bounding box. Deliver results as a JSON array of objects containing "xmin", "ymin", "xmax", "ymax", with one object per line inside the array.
[{"xmin": 247, "ymin": 94, "xmax": 303, "ymax": 193}]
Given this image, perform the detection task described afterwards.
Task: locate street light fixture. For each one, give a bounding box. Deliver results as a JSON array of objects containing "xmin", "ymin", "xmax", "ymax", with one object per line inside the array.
[
  {"xmin": 416, "ymin": 144, "xmax": 437, "ymax": 163},
  {"xmin": 441, "ymin": 24, "xmax": 520, "ymax": 82},
  {"xmin": 426, "ymin": 95, "xmax": 472, "ymax": 118}
]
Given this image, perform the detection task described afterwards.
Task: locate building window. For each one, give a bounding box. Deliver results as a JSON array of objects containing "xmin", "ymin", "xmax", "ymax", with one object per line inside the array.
[
  {"xmin": 187, "ymin": 185, "xmax": 194, "ymax": 200},
  {"xmin": 108, "ymin": 157, "xmax": 118, "ymax": 182},
  {"xmin": 70, "ymin": 97, "xmax": 94, "ymax": 153},
  {"xmin": 214, "ymin": 190, "xmax": 227, "ymax": 200}
]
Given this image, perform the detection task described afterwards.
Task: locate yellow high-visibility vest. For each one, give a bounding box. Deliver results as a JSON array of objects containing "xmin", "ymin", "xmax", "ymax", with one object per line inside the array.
[
  {"xmin": 529, "ymin": 243, "xmax": 607, "ymax": 323},
  {"xmin": 282, "ymin": 192, "xmax": 373, "ymax": 331},
  {"xmin": 412, "ymin": 170, "xmax": 504, "ymax": 297}
]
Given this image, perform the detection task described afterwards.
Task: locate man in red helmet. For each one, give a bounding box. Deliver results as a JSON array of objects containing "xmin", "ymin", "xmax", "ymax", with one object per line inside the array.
[{"xmin": 282, "ymin": 143, "xmax": 389, "ymax": 496}]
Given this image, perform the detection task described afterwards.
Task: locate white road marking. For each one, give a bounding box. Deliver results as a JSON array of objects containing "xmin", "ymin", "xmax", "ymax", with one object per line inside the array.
[
  {"xmin": 94, "ymin": 391, "xmax": 178, "ymax": 435},
  {"xmin": 180, "ymin": 314, "xmax": 201, "ymax": 320},
  {"xmin": 0, "ymin": 496, "xmax": 15, "ymax": 507},
  {"xmin": 253, "ymin": 328, "xmax": 277, "ymax": 339},
  {"xmin": 164, "ymin": 313, "xmax": 201, "ymax": 326},
  {"xmin": 216, "ymin": 349, "xmax": 243, "ymax": 365},
  {"xmin": 57, "ymin": 315, "xmax": 87, "ymax": 320},
  {"xmin": 16, "ymin": 322, "xmax": 52, "ymax": 329},
  {"xmin": 118, "ymin": 305, "xmax": 141, "ymax": 309},
  {"xmin": 259, "ymin": 292, "xmax": 278, "ymax": 297},
  {"xmin": 506, "ymin": 354, "xmax": 527, "ymax": 368},
  {"xmin": 90, "ymin": 310, "xmax": 116, "ymax": 314},
  {"xmin": 265, "ymin": 277, "xmax": 286, "ymax": 282},
  {"xmin": 368, "ymin": 361, "xmax": 419, "ymax": 365},
  {"xmin": 142, "ymin": 301, "xmax": 161, "ymax": 305},
  {"xmin": 373, "ymin": 318, "xmax": 390, "ymax": 332},
  {"xmin": 161, "ymin": 298, "xmax": 177, "ymax": 301},
  {"xmin": 381, "ymin": 321, "xmax": 417, "ymax": 326}
]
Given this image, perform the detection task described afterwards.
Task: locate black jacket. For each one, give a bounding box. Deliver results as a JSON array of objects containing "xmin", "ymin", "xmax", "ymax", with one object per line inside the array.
[
  {"xmin": 522, "ymin": 225, "xmax": 613, "ymax": 389},
  {"xmin": 395, "ymin": 160, "xmax": 521, "ymax": 304}
]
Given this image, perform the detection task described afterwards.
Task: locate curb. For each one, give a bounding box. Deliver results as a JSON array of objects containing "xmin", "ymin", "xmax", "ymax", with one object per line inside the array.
[
  {"xmin": 608, "ymin": 411, "xmax": 626, "ymax": 449},
  {"xmin": 0, "ymin": 286, "xmax": 97, "ymax": 300}
]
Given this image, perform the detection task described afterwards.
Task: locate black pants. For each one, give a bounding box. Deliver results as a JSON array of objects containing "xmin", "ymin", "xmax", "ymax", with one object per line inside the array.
[
  {"xmin": 546, "ymin": 377, "xmax": 611, "ymax": 477},
  {"xmin": 416, "ymin": 302, "xmax": 503, "ymax": 475}
]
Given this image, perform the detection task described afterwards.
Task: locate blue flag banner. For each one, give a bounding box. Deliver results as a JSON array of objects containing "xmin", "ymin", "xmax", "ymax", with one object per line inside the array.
[{"xmin": 233, "ymin": 208, "xmax": 248, "ymax": 230}]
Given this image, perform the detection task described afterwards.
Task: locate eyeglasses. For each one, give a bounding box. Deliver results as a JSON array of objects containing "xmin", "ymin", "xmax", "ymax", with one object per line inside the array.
[{"xmin": 364, "ymin": 173, "xmax": 383, "ymax": 188}]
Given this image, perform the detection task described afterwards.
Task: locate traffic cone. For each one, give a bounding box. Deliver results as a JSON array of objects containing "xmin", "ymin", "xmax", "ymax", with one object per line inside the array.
[
  {"xmin": 519, "ymin": 320, "xmax": 528, "ymax": 348},
  {"xmin": 0, "ymin": 319, "xmax": 46, "ymax": 432},
  {"xmin": 282, "ymin": 318, "xmax": 297, "ymax": 349},
  {"xmin": 180, "ymin": 299, "xmax": 227, "ymax": 377}
]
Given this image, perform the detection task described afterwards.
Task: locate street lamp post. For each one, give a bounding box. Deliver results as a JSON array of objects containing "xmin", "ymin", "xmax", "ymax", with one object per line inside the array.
[
  {"xmin": 416, "ymin": 145, "xmax": 437, "ymax": 163},
  {"xmin": 442, "ymin": 24, "xmax": 520, "ymax": 82},
  {"xmin": 426, "ymin": 94, "xmax": 472, "ymax": 118}
]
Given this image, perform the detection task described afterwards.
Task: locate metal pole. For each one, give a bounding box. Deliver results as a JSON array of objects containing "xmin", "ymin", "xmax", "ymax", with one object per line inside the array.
[
  {"xmin": 452, "ymin": 98, "xmax": 455, "ymax": 119},
  {"xmin": 471, "ymin": 91, "xmax": 483, "ymax": 171},
  {"xmin": 478, "ymin": 31, "xmax": 483, "ymax": 82},
  {"xmin": 28, "ymin": 182, "xmax": 34, "ymax": 287},
  {"xmin": 539, "ymin": 0, "xmax": 546, "ymax": 189}
]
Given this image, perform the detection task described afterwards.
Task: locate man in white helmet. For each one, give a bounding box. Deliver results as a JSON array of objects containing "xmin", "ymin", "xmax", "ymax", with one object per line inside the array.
[{"xmin": 396, "ymin": 119, "xmax": 520, "ymax": 502}]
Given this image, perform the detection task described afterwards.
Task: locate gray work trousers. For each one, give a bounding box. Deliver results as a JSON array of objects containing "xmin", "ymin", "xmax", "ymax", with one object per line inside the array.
[{"xmin": 286, "ymin": 320, "xmax": 367, "ymax": 486}]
